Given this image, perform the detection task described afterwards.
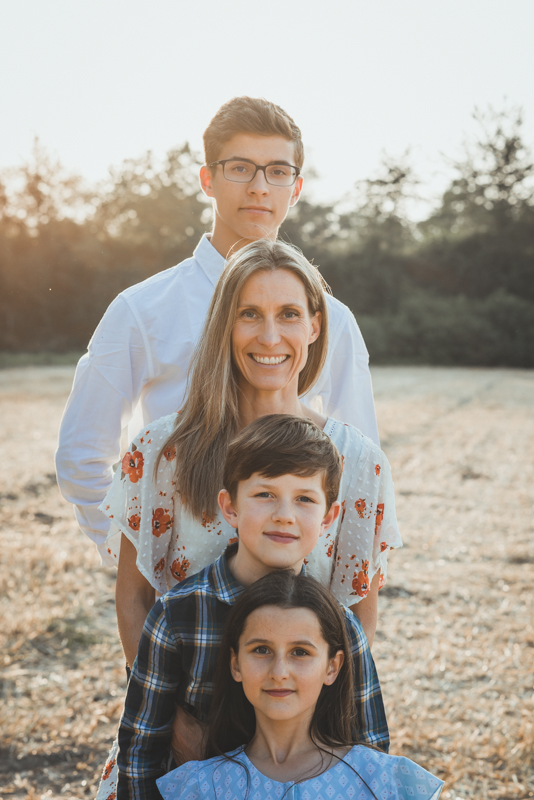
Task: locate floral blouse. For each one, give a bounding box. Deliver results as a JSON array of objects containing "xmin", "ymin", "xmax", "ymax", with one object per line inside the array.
[{"xmin": 100, "ymin": 414, "xmax": 402, "ymax": 607}]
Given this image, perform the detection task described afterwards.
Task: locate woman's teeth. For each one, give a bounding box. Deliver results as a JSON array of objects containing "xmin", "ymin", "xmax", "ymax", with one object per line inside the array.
[{"xmin": 252, "ymin": 355, "xmax": 288, "ymax": 365}]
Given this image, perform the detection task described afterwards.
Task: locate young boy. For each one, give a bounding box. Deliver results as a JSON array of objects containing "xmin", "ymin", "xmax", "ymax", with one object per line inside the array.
[
  {"xmin": 113, "ymin": 415, "xmax": 389, "ymax": 800},
  {"xmin": 56, "ymin": 96, "xmax": 379, "ymax": 566}
]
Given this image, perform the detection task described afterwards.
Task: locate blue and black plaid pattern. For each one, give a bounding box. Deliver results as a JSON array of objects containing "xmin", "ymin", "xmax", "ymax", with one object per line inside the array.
[{"xmin": 117, "ymin": 546, "xmax": 389, "ymax": 800}]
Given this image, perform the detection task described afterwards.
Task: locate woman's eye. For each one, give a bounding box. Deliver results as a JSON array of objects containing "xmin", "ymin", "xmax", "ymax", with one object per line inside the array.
[
  {"xmin": 281, "ymin": 310, "xmax": 299, "ymax": 318},
  {"xmin": 240, "ymin": 310, "xmax": 257, "ymax": 319}
]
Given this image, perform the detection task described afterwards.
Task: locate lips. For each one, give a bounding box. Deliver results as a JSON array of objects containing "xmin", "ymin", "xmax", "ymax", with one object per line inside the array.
[
  {"xmin": 250, "ymin": 354, "xmax": 289, "ymax": 365},
  {"xmin": 263, "ymin": 689, "xmax": 295, "ymax": 697},
  {"xmin": 263, "ymin": 531, "xmax": 299, "ymax": 545},
  {"xmin": 241, "ymin": 206, "xmax": 271, "ymax": 213}
]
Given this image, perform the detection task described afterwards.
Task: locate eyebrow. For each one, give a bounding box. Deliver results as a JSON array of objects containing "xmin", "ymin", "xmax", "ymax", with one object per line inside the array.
[
  {"xmin": 253, "ymin": 482, "xmax": 322, "ymax": 496},
  {"xmin": 236, "ymin": 301, "xmax": 307, "ymax": 310},
  {"xmin": 244, "ymin": 638, "xmax": 318, "ymax": 649},
  {"xmin": 227, "ymin": 156, "xmax": 293, "ymax": 166}
]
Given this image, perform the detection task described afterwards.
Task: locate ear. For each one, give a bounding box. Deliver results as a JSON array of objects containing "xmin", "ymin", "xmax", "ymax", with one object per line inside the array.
[
  {"xmin": 320, "ymin": 500, "xmax": 340, "ymax": 536},
  {"xmin": 324, "ymin": 649, "xmax": 344, "ymax": 686},
  {"xmin": 199, "ymin": 165, "xmax": 215, "ymax": 198},
  {"xmin": 218, "ymin": 489, "xmax": 239, "ymax": 529},
  {"xmin": 289, "ymin": 175, "xmax": 303, "ymax": 208},
  {"xmin": 308, "ymin": 311, "xmax": 322, "ymax": 345},
  {"xmin": 230, "ymin": 648, "xmax": 243, "ymax": 683}
]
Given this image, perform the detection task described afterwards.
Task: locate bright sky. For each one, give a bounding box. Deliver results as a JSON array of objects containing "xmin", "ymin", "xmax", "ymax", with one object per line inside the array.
[{"xmin": 2, "ymin": 0, "xmax": 534, "ymax": 214}]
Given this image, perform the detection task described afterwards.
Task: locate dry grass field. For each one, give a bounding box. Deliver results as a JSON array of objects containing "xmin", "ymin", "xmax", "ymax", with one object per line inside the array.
[{"xmin": 0, "ymin": 365, "xmax": 533, "ymax": 800}]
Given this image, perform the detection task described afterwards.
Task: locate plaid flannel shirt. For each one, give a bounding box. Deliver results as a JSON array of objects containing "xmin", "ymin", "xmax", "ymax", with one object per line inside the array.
[{"xmin": 117, "ymin": 545, "xmax": 389, "ymax": 800}]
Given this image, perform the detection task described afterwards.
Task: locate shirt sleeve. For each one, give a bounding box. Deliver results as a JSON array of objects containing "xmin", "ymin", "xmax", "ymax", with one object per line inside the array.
[
  {"xmin": 156, "ymin": 762, "xmax": 201, "ymax": 800},
  {"xmin": 118, "ymin": 599, "xmax": 184, "ymax": 800},
  {"xmin": 344, "ymin": 608, "xmax": 390, "ymax": 752},
  {"xmin": 313, "ymin": 303, "xmax": 379, "ymax": 445},
  {"xmin": 330, "ymin": 437, "xmax": 403, "ymax": 607},
  {"xmin": 55, "ymin": 294, "xmax": 151, "ymax": 563},
  {"xmin": 391, "ymin": 756, "xmax": 444, "ymax": 798},
  {"xmin": 100, "ymin": 415, "xmax": 178, "ymax": 593}
]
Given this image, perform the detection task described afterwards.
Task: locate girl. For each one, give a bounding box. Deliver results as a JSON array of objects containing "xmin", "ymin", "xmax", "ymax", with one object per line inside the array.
[{"xmin": 157, "ymin": 571, "xmax": 443, "ymax": 800}]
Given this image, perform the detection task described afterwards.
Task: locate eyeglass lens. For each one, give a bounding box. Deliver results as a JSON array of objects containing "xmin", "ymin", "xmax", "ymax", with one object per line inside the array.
[{"xmin": 222, "ymin": 160, "xmax": 297, "ymax": 186}]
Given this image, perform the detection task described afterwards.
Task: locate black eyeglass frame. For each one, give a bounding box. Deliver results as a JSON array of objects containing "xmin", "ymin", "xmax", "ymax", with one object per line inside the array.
[{"xmin": 206, "ymin": 158, "xmax": 301, "ymax": 186}]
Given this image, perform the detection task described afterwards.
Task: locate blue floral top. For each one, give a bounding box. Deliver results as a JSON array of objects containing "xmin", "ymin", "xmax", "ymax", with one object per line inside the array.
[{"xmin": 156, "ymin": 745, "xmax": 443, "ymax": 800}]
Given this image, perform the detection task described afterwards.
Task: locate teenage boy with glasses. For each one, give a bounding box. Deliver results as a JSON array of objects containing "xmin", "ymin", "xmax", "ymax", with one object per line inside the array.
[{"xmin": 56, "ymin": 95, "xmax": 379, "ymax": 567}]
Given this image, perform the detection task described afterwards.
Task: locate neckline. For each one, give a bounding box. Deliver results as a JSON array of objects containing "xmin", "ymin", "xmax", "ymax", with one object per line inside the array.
[{"xmin": 235, "ymin": 745, "xmax": 358, "ymax": 787}]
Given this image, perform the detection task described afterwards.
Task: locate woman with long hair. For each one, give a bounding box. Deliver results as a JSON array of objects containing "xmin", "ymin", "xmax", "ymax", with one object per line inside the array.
[
  {"xmin": 101, "ymin": 239, "xmax": 402, "ymax": 664},
  {"xmin": 157, "ymin": 571, "xmax": 443, "ymax": 800}
]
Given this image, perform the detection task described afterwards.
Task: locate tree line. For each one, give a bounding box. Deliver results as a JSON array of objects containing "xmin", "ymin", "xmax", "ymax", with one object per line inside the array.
[{"xmin": 1, "ymin": 107, "xmax": 533, "ymax": 366}]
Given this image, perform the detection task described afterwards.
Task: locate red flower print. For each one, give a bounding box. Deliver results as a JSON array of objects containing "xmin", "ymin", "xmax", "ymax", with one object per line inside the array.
[
  {"xmin": 128, "ymin": 514, "xmax": 141, "ymax": 531},
  {"xmin": 375, "ymin": 464, "xmax": 381, "ymax": 476},
  {"xmin": 375, "ymin": 503, "xmax": 384, "ymax": 533},
  {"xmin": 154, "ymin": 557, "xmax": 165, "ymax": 577},
  {"xmin": 163, "ymin": 445, "xmax": 176, "ymax": 462},
  {"xmin": 102, "ymin": 759, "xmax": 116, "ymax": 780},
  {"xmin": 170, "ymin": 557, "xmax": 190, "ymax": 582},
  {"xmin": 106, "ymin": 794, "xmax": 116, "ymax": 800},
  {"xmin": 326, "ymin": 542, "xmax": 334, "ymax": 558},
  {"xmin": 228, "ymin": 537, "xmax": 238, "ymax": 545},
  {"xmin": 380, "ymin": 541, "xmax": 387, "ymax": 552},
  {"xmin": 201, "ymin": 511, "xmax": 215, "ymax": 528},
  {"xmin": 355, "ymin": 499, "xmax": 366, "ymax": 518},
  {"xmin": 352, "ymin": 559, "xmax": 370, "ymax": 597},
  {"xmin": 152, "ymin": 508, "xmax": 172, "ymax": 537},
  {"xmin": 378, "ymin": 573, "xmax": 385, "ymax": 590},
  {"xmin": 122, "ymin": 448, "xmax": 144, "ymax": 483}
]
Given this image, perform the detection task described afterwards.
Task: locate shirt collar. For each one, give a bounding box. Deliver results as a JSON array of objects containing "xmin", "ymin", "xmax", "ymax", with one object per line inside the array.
[
  {"xmin": 193, "ymin": 234, "xmax": 226, "ymax": 286},
  {"xmin": 210, "ymin": 543, "xmax": 309, "ymax": 606}
]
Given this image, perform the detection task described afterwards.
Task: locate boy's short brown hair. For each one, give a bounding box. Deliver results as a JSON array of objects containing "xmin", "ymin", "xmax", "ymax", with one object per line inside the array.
[
  {"xmin": 203, "ymin": 96, "xmax": 304, "ymax": 169},
  {"xmin": 223, "ymin": 414, "xmax": 342, "ymax": 512}
]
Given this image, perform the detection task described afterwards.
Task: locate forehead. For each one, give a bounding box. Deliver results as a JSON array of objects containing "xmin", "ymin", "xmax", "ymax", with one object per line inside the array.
[
  {"xmin": 242, "ymin": 471, "xmax": 326, "ymax": 494},
  {"xmin": 216, "ymin": 132, "xmax": 296, "ymax": 164},
  {"xmin": 242, "ymin": 605, "xmax": 324, "ymax": 640},
  {"xmin": 238, "ymin": 269, "xmax": 308, "ymax": 305}
]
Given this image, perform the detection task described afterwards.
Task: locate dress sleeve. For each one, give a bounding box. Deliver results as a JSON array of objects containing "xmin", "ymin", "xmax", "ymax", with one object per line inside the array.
[
  {"xmin": 99, "ymin": 414, "xmax": 178, "ymax": 593},
  {"xmin": 330, "ymin": 435, "xmax": 403, "ymax": 607},
  {"xmin": 391, "ymin": 756, "xmax": 444, "ymax": 798},
  {"xmin": 156, "ymin": 761, "xmax": 201, "ymax": 800}
]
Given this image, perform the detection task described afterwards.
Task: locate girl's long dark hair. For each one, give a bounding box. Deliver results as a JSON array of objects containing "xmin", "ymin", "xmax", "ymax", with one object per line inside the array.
[{"xmin": 204, "ymin": 571, "xmax": 357, "ymax": 759}]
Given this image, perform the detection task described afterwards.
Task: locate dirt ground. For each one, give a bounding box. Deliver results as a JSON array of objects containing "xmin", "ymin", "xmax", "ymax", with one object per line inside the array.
[{"xmin": 0, "ymin": 365, "xmax": 533, "ymax": 800}]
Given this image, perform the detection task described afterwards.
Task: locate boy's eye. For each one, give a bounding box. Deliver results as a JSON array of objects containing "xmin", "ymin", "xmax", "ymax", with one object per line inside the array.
[
  {"xmin": 254, "ymin": 491, "xmax": 272, "ymax": 499},
  {"xmin": 297, "ymin": 495, "xmax": 315, "ymax": 503}
]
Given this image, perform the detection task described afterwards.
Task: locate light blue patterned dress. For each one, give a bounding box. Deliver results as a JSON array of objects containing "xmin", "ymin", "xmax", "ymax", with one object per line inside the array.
[{"xmin": 156, "ymin": 745, "xmax": 443, "ymax": 800}]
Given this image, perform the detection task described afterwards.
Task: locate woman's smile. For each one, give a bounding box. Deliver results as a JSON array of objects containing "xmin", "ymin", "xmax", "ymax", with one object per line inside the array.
[{"xmin": 249, "ymin": 354, "xmax": 290, "ymax": 365}]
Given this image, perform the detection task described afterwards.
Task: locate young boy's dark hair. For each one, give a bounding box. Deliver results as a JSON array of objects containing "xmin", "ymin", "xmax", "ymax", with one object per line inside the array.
[
  {"xmin": 203, "ymin": 96, "xmax": 305, "ymax": 169},
  {"xmin": 223, "ymin": 414, "xmax": 343, "ymax": 512}
]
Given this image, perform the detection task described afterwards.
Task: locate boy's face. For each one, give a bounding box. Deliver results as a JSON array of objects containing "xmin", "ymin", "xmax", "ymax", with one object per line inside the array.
[
  {"xmin": 218, "ymin": 472, "xmax": 340, "ymax": 585},
  {"xmin": 200, "ymin": 133, "xmax": 303, "ymax": 255}
]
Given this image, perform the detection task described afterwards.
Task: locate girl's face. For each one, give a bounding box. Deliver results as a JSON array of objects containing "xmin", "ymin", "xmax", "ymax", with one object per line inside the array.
[
  {"xmin": 230, "ymin": 605, "xmax": 344, "ymax": 724},
  {"xmin": 231, "ymin": 269, "xmax": 321, "ymax": 396}
]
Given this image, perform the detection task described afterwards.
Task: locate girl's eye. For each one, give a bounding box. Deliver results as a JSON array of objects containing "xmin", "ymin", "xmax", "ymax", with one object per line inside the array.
[
  {"xmin": 292, "ymin": 648, "xmax": 310, "ymax": 657},
  {"xmin": 253, "ymin": 645, "xmax": 270, "ymax": 655}
]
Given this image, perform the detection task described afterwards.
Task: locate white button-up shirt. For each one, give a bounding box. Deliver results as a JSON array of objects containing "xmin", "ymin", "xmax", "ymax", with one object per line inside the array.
[{"xmin": 56, "ymin": 235, "xmax": 379, "ymax": 562}]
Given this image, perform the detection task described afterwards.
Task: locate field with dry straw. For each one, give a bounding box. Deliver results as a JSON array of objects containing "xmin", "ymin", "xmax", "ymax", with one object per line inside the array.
[{"xmin": 0, "ymin": 365, "xmax": 533, "ymax": 800}]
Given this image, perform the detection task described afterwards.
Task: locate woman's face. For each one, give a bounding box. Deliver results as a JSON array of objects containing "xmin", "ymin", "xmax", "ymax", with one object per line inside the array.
[
  {"xmin": 232, "ymin": 269, "xmax": 321, "ymax": 396},
  {"xmin": 230, "ymin": 605, "xmax": 343, "ymax": 725}
]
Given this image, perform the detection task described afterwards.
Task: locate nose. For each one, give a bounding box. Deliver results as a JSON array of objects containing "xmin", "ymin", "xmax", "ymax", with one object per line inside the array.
[
  {"xmin": 272, "ymin": 496, "xmax": 295, "ymax": 525},
  {"xmin": 247, "ymin": 167, "xmax": 270, "ymax": 195},
  {"xmin": 256, "ymin": 316, "xmax": 282, "ymax": 347},
  {"xmin": 270, "ymin": 653, "xmax": 290, "ymax": 681}
]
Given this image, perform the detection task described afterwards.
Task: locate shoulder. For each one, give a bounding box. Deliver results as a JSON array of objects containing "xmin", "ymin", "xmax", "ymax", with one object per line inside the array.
[
  {"xmin": 132, "ymin": 412, "xmax": 178, "ymax": 443},
  {"xmin": 160, "ymin": 562, "xmax": 214, "ymax": 605},
  {"xmin": 325, "ymin": 418, "xmax": 383, "ymax": 463},
  {"xmin": 323, "ymin": 293, "xmax": 366, "ymax": 347},
  {"xmin": 157, "ymin": 754, "xmax": 245, "ymax": 800},
  {"xmin": 344, "ymin": 747, "xmax": 443, "ymax": 796},
  {"xmin": 121, "ymin": 255, "xmax": 199, "ymax": 303}
]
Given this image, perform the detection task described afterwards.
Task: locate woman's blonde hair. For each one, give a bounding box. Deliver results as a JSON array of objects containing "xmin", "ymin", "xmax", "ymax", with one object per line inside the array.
[{"xmin": 157, "ymin": 239, "xmax": 329, "ymax": 521}]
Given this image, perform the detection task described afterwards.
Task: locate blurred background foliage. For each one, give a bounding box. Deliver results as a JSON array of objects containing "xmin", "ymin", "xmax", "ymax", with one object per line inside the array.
[{"xmin": 1, "ymin": 107, "xmax": 533, "ymax": 365}]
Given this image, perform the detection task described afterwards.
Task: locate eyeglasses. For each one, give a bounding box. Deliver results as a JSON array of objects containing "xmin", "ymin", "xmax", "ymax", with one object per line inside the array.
[{"xmin": 207, "ymin": 158, "xmax": 301, "ymax": 186}]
